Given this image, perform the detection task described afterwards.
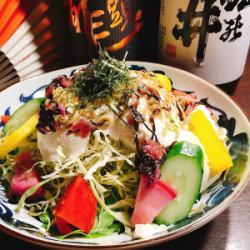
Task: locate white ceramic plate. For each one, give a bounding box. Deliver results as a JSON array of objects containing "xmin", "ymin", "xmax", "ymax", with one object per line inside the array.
[{"xmin": 0, "ymin": 62, "xmax": 249, "ymax": 250}]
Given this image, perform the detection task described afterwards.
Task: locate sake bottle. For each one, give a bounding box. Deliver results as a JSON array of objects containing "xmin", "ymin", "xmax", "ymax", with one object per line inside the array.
[
  {"xmin": 65, "ymin": 0, "xmax": 160, "ymax": 63},
  {"xmin": 159, "ymin": 0, "xmax": 250, "ymax": 95}
]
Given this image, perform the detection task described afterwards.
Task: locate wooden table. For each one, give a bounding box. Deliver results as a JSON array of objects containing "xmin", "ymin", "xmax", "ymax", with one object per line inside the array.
[{"xmin": 0, "ymin": 54, "xmax": 249, "ymax": 250}]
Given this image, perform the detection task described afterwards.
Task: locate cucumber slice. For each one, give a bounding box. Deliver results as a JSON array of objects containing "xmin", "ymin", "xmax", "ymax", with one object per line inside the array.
[
  {"xmin": 3, "ymin": 98, "xmax": 44, "ymax": 135},
  {"xmin": 155, "ymin": 141, "xmax": 203, "ymax": 225}
]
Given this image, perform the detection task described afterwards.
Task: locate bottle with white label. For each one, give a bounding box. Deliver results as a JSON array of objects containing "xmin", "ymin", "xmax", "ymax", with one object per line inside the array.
[{"xmin": 159, "ymin": 0, "xmax": 250, "ymax": 95}]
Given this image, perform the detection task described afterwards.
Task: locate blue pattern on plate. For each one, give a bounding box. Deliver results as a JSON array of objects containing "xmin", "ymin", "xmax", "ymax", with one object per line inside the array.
[
  {"xmin": 129, "ymin": 65, "xmax": 146, "ymax": 71},
  {"xmin": 0, "ymin": 186, "xmax": 13, "ymax": 221},
  {"xmin": 19, "ymin": 85, "xmax": 47, "ymax": 103},
  {"xmin": 205, "ymin": 184, "xmax": 235, "ymax": 211},
  {"xmin": 70, "ymin": 69, "xmax": 77, "ymax": 76}
]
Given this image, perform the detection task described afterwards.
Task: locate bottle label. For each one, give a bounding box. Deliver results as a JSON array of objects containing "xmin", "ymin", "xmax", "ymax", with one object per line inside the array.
[
  {"xmin": 159, "ymin": 0, "xmax": 250, "ymax": 85},
  {"xmin": 66, "ymin": 0, "xmax": 143, "ymax": 59}
]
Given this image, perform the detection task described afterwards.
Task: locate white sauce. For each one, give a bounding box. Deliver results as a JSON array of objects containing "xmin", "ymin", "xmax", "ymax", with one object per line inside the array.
[
  {"xmin": 137, "ymin": 96, "xmax": 149, "ymax": 118},
  {"xmin": 37, "ymin": 130, "xmax": 90, "ymax": 162},
  {"xmin": 137, "ymin": 97, "xmax": 178, "ymax": 147},
  {"xmin": 136, "ymin": 96, "xmax": 153, "ymax": 139},
  {"xmin": 93, "ymin": 104, "xmax": 110, "ymax": 116},
  {"xmin": 134, "ymin": 224, "xmax": 168, "ymax": 239},
  {"xmin": 154, "ymin": 110, "xmax": 177, "ymax": 147},
  {"xmin": 129, "ymin": 71, "xmax": 138, "ymax": 79},
  {"xmin": 106, "ymin": 115, "xmax": 135, "ymax": 149}
]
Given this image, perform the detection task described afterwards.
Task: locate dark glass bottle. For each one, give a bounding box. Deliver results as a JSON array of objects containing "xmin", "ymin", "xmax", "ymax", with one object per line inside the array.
[
  {"xmin": 218, "ymin": 78, "xmax": 240, "ymax": 95},
  {"xmin": 65, "ymin": 0, "xmax": 160, "ymax": 64}
]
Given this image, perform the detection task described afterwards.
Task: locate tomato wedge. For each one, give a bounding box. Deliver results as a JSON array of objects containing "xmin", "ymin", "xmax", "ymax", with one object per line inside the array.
[
  {"xmin": 131, "ymin": 175, "xmax": 177, "ymax": 226},
  {"xmin": 54, "ymin": 175, "xmax": 97, "ymax": 234},
  {"xmin": 54, "ymin": 216, "xmax": 74, "ymax": 235}
]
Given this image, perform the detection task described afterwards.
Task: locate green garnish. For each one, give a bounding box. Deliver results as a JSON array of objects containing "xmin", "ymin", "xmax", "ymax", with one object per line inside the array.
[
  {"xmin": 73, "ymin": 49, "xmax": 130, "ymax": 104},
  {"xmin": 39, "ymin": 212, "xmax": 51, "ymax": 230},
  {"xmin": 57, "ymin": 209, "xmax": 123, "ymax": 239}
]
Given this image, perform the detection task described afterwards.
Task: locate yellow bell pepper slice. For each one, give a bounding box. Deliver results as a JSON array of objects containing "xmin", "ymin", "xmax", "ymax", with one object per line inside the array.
[
  {"xmin": 189, "ymin": 109, "xmax": 232, "ymax": 176},
  {"xmin": 0, "ymin": 113, "xmax": 39, "ymax": 159},
  {"xmin": 154, "ymin": 73, "xmax": 172, "ymax": 92}
]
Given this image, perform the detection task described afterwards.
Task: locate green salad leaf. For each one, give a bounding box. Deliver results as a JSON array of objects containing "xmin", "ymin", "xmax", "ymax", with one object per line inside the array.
[
  {"xmin": 89, "ymin": 208, "xmax": 123, "ymax": 236},
  {"xmin": 57, "ymin": 209, "xmax": 123, "ymax": 240},
  {"xmin": 39, "ymin": 212, "xmax": 51, "ymax": 230}
]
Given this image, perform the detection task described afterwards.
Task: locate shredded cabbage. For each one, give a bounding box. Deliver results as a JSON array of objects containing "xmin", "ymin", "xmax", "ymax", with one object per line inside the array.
[{"xmin": 1, "ymin": 129, "xmax": 138, "ymax": 230}]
